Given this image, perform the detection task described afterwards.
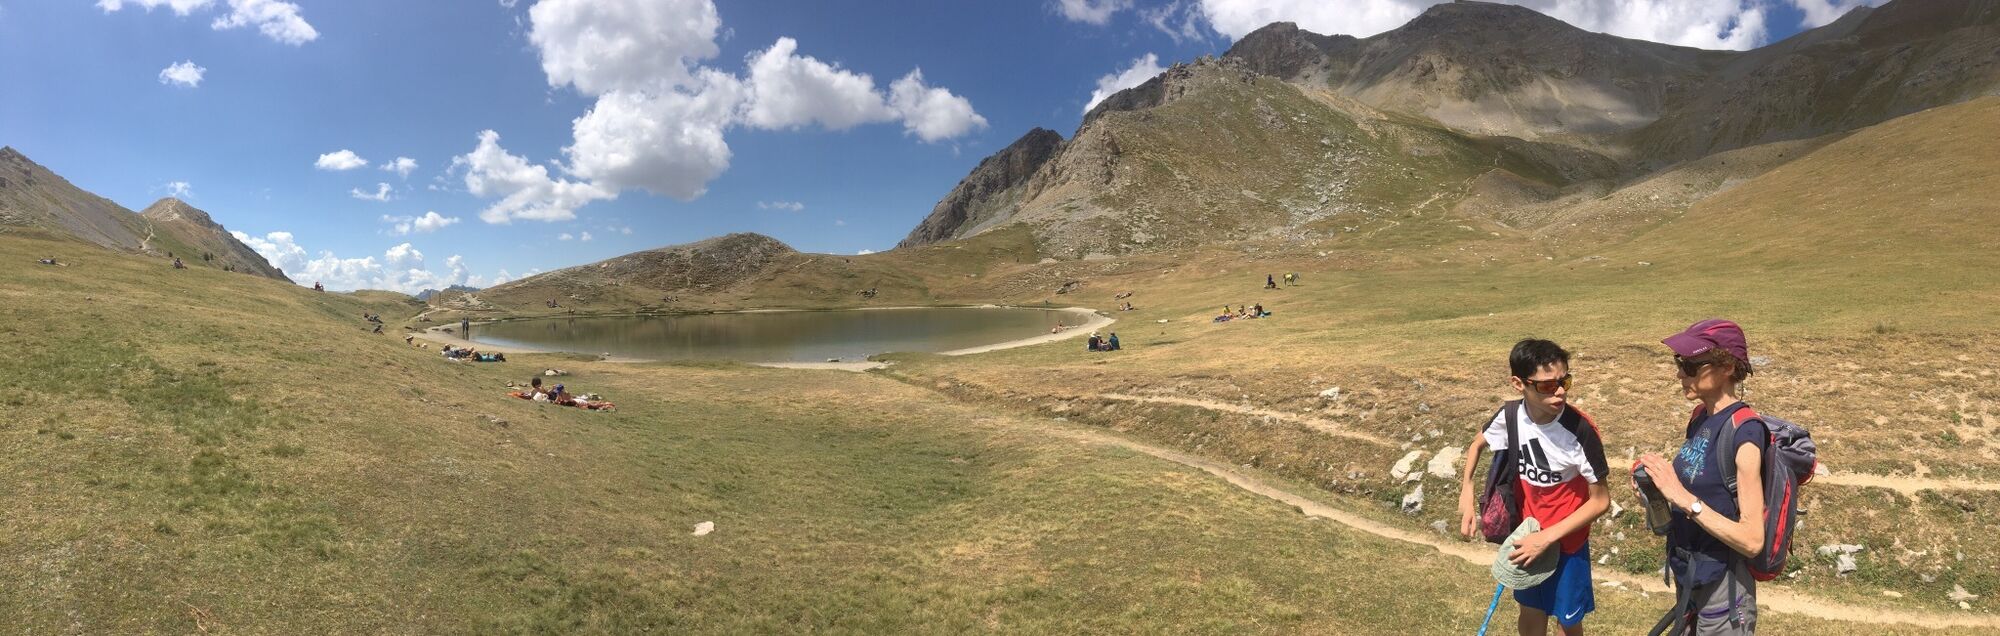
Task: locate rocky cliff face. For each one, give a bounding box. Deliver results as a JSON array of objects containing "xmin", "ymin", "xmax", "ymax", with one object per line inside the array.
[
  {"xmin": 139, "ymin": 198, "xmax": 291, "ymax": 281},
  {"xmin": 897, "ymin": 128, "xmax": 1064, "ymax": 248}
]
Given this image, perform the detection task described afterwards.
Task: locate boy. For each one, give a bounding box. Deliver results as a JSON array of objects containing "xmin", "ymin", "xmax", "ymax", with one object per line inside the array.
[{"xmin": 1457, "ymin": 339, "xmax": 1612, "ymax": 635}]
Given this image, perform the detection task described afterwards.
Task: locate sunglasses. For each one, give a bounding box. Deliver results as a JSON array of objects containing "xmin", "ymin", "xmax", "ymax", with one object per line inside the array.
[
  {"xmin": 1519, "ymin": 374, "xmax": 1573, "ymax": 393},
  {"xmin": 1675, "ymin": 356, "xmax": 1711, "ymax": 377}
]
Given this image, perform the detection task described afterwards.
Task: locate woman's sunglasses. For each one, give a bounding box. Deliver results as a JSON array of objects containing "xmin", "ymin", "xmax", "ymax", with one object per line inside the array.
[
  {"xmin": 1675, "ymin": 356, "xmax": 1711, "ymax": 377},
  {"xmin": 1519, "ymin": 374, "xmax": 1573, "ymax": 393}
]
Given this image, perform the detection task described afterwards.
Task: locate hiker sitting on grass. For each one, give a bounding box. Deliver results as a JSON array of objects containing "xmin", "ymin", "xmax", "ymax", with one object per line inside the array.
[
  {"xmin": 1106, "ymin": 333, "xmax": 1120, "ymax": 351},
  {"xmin": 1458, "ymin": 338, "xmax": 1610, "ymax": 636},
  {"xmin": 1265, "ymin": 274, "xmax": 1278, "ymax": 289},
  {"xmin": 37, "ymin": 257, "xmax": 59, "ymax": 266}
]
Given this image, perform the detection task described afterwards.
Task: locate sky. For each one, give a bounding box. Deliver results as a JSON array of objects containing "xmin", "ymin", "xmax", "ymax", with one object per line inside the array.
[{"xmin": 0, "ymin": 0, "xmax": 1875, "ymax": 292}]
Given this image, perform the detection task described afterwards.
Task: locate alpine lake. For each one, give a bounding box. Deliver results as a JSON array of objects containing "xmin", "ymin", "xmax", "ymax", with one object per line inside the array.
[{"xmin": 466, "ymin": 307, "xmax": 1090, "ymax": 363}]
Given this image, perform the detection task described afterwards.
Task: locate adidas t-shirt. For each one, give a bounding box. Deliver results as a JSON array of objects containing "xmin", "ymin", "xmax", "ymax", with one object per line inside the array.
[{"xmin": 1483, "ymin": 403, "xmax": 1610, "ymax": 554}]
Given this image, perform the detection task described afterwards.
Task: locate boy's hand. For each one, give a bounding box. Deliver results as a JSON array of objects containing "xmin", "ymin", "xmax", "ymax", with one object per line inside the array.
[
  {"xmin": 1458, "ymin": 493, "xmax": 1479, "ymax": 539},
  {"xmin": 1509, "ymin": 530, "xmax": 1557, "ymax": 566}
]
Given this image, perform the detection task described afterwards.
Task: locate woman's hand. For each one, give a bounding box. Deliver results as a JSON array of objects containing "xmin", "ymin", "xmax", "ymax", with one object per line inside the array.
[
  {"xmin": 1637, "ymin": 453, "xmax": 1692, "ymax": 505},
  {"xmin": 1509, "ymin": 529, "xmax": 1557, "ymax": 566}
]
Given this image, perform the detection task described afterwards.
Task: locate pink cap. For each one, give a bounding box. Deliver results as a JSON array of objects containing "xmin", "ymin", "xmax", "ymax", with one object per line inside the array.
[{"xmin": 1663, "ymin": 319, "xmax": 1747, "ymax": 361}]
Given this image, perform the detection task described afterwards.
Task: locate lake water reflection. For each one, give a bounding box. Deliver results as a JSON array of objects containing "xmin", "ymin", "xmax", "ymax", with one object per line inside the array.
[{"xmin": 468, "ymin": 307, "xmax": 1087, "ymax": 362}]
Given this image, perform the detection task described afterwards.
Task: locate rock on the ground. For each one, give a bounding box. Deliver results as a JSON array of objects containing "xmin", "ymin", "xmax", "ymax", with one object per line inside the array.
[
  {"xmin": 1426, "ymin": 446, "xmax": 1460, "ymax": 479},
  {"xmin": 1430, "ymin": 520, "xmax": 1448, "ymax": 535},
  {"xmin": 693, "ymin": 521, "xmax": 715, "ymax": 536},
  {"xmin": 1949, "ymin": 584, "xmax": 1980, "ymax": 602},
  {"xmin": 1607, "ymin": 499, "xmax": 1625, "ymax": 520},
  {"xmin": 1319, "ymin": 386, "xmax": 1342, "ymax": 400},
  {"xmin": 1391, "ymin": 450, "xmax": 1425, "ymax": 482},
  {"xmin": 1401, "ymin": 485, "xmax": 1424, "ymax": 515},
  {"xmin": 1836, "ymin": 553, "xmax": 1859, "ymax": 575},
  {"xmin": 1817, "ymin": 543, "xmax": 1866, "ymax": 558}
]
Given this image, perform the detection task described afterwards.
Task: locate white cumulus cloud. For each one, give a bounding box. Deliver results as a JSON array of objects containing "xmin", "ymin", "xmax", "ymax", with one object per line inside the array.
[
  {"xmin": 757, "ymin": 200, "xmax": 805, "ymax": 211},
  {"xmin": 211, "ymin": 0, "xmax": 317, "ymax": 45},
  {"xmin": 453, "ymin": 130, "xmax": 615, "ymax": 224},
  {"xmin": 315, "ymin": 149, "xmax": 367, "ymax": 171},
  {"xmin": 158, "ymin": 60, "xmax": 206, "ymax": 87},
  {"xmin": 557, "ymin": 232, "xmax": 574, "ymax": 241},
  {"xmin": 382, "ymin": 211, "xmax": 460, "ymax": 236},
  {"xmin": 1084, "ymin": 53, "xmax": 1165, "ymax": 114},
  {"xmin": 563, "ymin": 70, "xmax": 743, "ymax": 200},
  {"xmin": 856, "ymin": 249, "xmax": 875, "ymax": 255},
  {"xmin": 529, "ymin": 0, "xmax": 721, "ymax": 95},
  {"xmin": 476, "ymin": 0, "xmax": 986, "ymax": 218},
  {"xmin": 381, "ymin": 156, "xmax": 418, "ymax": 178},
  {"xmin": 350, "ymin": 182, "xmax": 394, "ymax": 202},
  {"xmin": 579, "ymin": 231, "xmax": 593, "ymax": 242},
  {"xmin": 96, "ymin": 0, "xmax": 212, "ymax": 15},
  {"xmin": 230, "ymin": 230, "xmax": 478, "ymax": 293},
  {"xmin": 1057, "ymin": 0, "xmax": 1134, "ymax": 25},
  {"xmin": 164, "ymin": 181, "xmax": 193, "ymax": 198},
  {"xmin": 100, "ymin": 0, "xmax": 317, "ymax": 46},
  {"xmin": 743, "ymin": 37, "xmax": 896, "ymax": 131},
  {"xmin": 888, "ymin": 69, "xmax": 988, "ymax": 142}
]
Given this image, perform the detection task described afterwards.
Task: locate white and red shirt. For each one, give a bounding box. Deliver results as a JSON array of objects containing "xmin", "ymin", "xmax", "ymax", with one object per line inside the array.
[{"xmin": 1482, "ymin": 403, "xmax": 1609, "ymax": 554}]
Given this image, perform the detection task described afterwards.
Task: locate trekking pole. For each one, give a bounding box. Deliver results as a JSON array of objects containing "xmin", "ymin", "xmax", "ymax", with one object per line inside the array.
[{"xmin": 1475, "ymin": 582, "xmax": 1504, "ymax": 636}]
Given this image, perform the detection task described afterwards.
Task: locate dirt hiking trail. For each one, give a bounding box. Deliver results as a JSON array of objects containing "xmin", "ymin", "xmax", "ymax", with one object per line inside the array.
[
  {"xmin": 1093, "ymin": 393, "xmax": 2000, "ymax": 496},
  {"xmin": 1023, "ymin": 395, "xmax": 2000, "ymax": 628}
]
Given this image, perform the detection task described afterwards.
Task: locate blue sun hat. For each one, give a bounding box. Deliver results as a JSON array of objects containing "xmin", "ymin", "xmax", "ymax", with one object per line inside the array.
[{"xmin": 1492, "ymin": 517, "xmax": 1559, "ymax": 589}]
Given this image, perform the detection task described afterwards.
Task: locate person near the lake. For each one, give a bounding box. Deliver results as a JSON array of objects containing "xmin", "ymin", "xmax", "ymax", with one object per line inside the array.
[
  {"xmin": 1457, "ymin": 338, "xmax": 1610, "ymax": 636},
  {"xmin": 1635, "ymin": 319, "xmax": 1769, "ymax": 635},
  {"xmin": 1087, "ymin": 332, "xmax": 1101, "ymax": 351},
  {"xmin": 461, "ymin": 317, "xmax": 471, "ymax": 339},
  {"xmin": 1107, "ymin": 333, "xmax": 1120, "ymax": 351}
]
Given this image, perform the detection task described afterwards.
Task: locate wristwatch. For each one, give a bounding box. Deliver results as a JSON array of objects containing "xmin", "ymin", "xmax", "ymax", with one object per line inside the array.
[{"xmin": 1688, "ymin": 500, "xmax": 1705, "ymax": 518}]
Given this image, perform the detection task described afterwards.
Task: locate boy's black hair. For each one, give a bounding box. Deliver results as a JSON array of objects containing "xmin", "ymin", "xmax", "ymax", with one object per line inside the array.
[{"xmin": 1509, "ymin": 339, "xmax": 1571, "ymax": 379}]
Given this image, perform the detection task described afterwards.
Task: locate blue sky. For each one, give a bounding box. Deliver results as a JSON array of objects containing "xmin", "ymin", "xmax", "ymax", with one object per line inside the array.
[{"xmin": 0, "ymin": 0, "xmax": 1858, "ymax": 291}]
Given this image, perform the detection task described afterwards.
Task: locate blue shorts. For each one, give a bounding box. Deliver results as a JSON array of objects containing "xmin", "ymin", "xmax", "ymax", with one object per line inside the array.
[{"xmin": 1515, "ymin": 542, "xmax": 1595, "ymax": 626}]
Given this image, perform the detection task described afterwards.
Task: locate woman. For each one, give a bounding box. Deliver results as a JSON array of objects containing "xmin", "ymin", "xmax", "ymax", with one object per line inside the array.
[{"xmin": 1636, "ymin": 319, "xmax": 1766, "ymax": 634}]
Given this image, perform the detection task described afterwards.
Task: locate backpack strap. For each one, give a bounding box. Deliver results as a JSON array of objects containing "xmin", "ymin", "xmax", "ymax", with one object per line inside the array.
[{"xmin": 1719, "ymin": 405, "xmax": 1763, "ymax": 496}]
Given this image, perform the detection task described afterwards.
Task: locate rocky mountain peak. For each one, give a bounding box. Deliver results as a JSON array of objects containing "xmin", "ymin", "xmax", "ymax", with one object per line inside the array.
[
  {"xmin": 1224, "ymin": 22, "xmax": 1358, "ymax": 80},
  {"xmin": 140, "ymin": 197, "xmax": 215, "ymax": 226},
  {"xmin": 897, "ymin": 127, "xmax": 1065, "ymax": 248}
]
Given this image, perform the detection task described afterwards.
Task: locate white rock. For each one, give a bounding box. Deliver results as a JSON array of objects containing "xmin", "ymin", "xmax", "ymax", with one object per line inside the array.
[
  {"xmin": 1962, "ymin": 601, "xmax": 1973, "ymax": 610},
  {"xmin": 1391, "ymin": 450, "xmax": 1425, "ymax": 481},
  {"xmin": 1949, "ymin": 584, "xmax": 1980, "ymax": 602},
  {"xmin": 1882, "ymin": 590, "xmax": 1903, "ymax": 598},
  {"xmin": 1836, "ymin": 553, "xmax": 1858, "ymax": 575},
  {"xmin": 1401, "ymin": 485, "xmax": 1424, "ymax": 515},
  {"xmin": 1426, "ymin": 446, "xmax": 1461, "ymax": 479},
  {"xmin": 1608, "ymin": 499, "xmax": 1626, "ymax": 519},
  {"xmin": 693, "ymin": 521, "xmax": 715, "ymax": 536},
  {"xmin": 1430, "ymin": 520, "xmax": 1449, "ymax": 535},
  {"xmin": 1319, "ymin": 386, "xmax": 1342, "ymax": 400}
]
